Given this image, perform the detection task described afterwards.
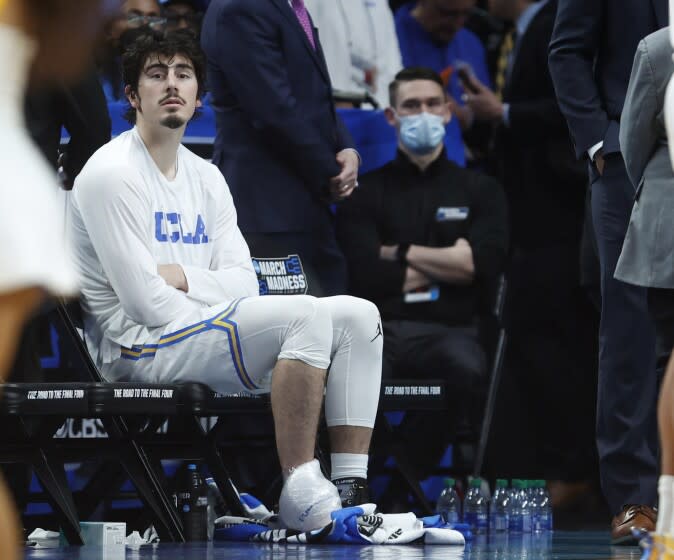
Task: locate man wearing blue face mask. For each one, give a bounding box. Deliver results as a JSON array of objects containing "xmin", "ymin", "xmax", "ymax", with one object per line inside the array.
[{"xmin": 337, "ymin": 67, "xmax": 508, "ymax": 478}]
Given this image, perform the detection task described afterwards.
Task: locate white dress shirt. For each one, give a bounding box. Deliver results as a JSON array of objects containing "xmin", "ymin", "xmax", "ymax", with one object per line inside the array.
[{"xmin": 304, "ymin": 0, "xmax": 403, "ymax": 108}]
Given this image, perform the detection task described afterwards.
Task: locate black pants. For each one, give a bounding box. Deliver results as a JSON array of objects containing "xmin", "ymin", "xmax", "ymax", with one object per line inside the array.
[
  {"xmin": 245, "ymin": 227, "xmax": 347, "ymax": 297},
  {"xmin": 648, "ymin": 287, "xmax": 674, "ymax": 383},
  {"xmin": 382, "ymin": 320, "xmax": 487, "ymax": 476},
  {"xmin": 591, "ymin": 154, "xmax": 657, "ymax": 513},
  {"xmin": 495, "ymin": 243, "xmax": 599, "ymax": 482}
]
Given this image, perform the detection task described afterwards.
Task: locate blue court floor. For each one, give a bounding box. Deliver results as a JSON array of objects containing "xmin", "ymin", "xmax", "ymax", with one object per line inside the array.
[{"xmin": 25, "ymin": 532, "xmax": 646, "ymax": 560}]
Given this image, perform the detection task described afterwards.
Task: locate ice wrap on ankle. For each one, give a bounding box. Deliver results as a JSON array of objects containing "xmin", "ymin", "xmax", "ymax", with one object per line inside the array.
[{"xmin": 279, "ymin": 459, "xmax": 341, "ymax": 532}]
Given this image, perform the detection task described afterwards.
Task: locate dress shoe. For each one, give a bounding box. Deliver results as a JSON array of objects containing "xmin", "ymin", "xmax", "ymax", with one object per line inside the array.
[{"xmin": 611, "ymin": 504, "xmax": 657, "ymax": 545}]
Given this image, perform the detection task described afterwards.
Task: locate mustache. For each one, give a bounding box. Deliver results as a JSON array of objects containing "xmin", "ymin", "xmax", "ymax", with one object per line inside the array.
[{"xmin": 159, "ymin": 94, "xmax": 185, "ymax": 105}]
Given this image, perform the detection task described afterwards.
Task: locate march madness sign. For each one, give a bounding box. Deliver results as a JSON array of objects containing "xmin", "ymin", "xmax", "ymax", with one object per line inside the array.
[{"xmin": 252, "ymin": 254, "xmax": 308, "ymax": 295}]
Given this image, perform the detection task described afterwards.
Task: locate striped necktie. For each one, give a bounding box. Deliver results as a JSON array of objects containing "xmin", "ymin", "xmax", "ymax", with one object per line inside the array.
[
  {"xmin": 494, "ymin": 29, "xmax": 516, "ymax": 100},
  {"xmin": 291, "ymin": 0, "xmax": 316, "ymax": 50}
]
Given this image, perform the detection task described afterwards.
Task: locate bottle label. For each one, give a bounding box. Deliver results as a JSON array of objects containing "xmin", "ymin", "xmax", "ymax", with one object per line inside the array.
[
  {"xmin": 522, "ymin": 514, "xmax": 532, "ymax": 532},
  {"xmin": 539, "ymin": 512, "xmax": 552, "ymax": 531},
  {"xmin": 445, "ymin": 510, "xmax": 460, "ymax": 524},
  {"xmin": 509, "ymin": 514, "xmax": 523, "ymax": 532},
  {"xmin": 493, "ymin": 513, "xmax": 509, "ymax": 531},
  {"xmin": 465, "ymin": 511, "xmax": 488, "ymax": 532}
]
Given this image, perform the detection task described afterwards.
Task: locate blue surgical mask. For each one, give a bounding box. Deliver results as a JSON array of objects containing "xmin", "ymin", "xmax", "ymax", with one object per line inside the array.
[{"xmin": 398, "ymin": 112, "xmax": 446, "ymax": 155}]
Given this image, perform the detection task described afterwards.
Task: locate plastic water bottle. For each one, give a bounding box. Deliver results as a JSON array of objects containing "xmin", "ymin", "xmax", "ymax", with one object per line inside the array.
[
  {"xmin": 519, "ymin": 479, "xmax": 533, "ymax": 532},
  {"xmin": 177, "ymin": 463, "xmax": 209, "ymax": 541},
  {"xmin": 509, "ymin": 479, "xmax": 532, "ymax": 533},
  {"xmin": 490, "ymin": 479, "xmax": 510, "ymax": 532},
  {"xmin": 464, "ymin": 477, "xmax": 489, "ymax": 534},
  {"xmin": 205, "ymin": 477, "xmax": 228, "ymax": 541},
  {"xmin": 531, "ymin": 480, "xmax": 553, "ymax": 532},
  {"xmin": 436, "ymin": 477, "xmax": 461, "ymax": 524},
  {"xmin": 508, "ymin": 479, "xmax": 522, "ymax": 532}
]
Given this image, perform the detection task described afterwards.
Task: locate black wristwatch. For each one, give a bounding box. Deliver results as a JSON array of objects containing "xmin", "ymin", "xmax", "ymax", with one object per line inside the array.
[{"xmin": 396, "ymin": 243, "xmax": 410, "ymax": 266}]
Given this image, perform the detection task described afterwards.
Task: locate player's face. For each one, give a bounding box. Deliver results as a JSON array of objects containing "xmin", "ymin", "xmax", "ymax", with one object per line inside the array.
[{"xmin": 131, "ymin": 53, "xmax": 201, "ymax": 130}]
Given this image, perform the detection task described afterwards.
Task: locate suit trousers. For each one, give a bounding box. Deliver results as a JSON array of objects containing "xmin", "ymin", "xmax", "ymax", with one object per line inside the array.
[
  {"xmin": 591, "ymin": 153, "xmax": 658, "ymax": 514},
  {"xmin": 647, "ymin": 287, "xmax": 674, "ymax": 382}
]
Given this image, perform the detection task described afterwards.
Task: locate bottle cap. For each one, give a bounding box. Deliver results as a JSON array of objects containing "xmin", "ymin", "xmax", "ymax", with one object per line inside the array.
[
  {"xmin": 444, "ymin": 477, "xmax": 456, "ymax": 488},
  {"xmin": 496, "ymin": 479, "xmax": 508, "ymax": 488},
  {"xmin": 470, "ymin": 478, "xmax": 482, "ymax": 488}
]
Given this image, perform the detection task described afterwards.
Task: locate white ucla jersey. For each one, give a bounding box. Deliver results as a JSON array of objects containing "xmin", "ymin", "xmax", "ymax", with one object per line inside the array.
[
  {"xmin": 69, "ymin": 128, "xmax": 258, "ymax": 366},
  {"xmin": 0, "ymin": 24, "xmax": 78, "ymax": 297}
]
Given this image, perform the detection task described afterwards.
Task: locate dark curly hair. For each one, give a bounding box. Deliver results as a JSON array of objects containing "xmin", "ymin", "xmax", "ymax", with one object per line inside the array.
[{"xmin": 122, "ymin": 29, "xmax": 207, "ymax": 124}]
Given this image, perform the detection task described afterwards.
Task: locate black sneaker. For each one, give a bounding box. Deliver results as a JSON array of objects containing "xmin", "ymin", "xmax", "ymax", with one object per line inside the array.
[{"xmin": 333, "ymin": 477, "xmax": 369, "ymax": 507}]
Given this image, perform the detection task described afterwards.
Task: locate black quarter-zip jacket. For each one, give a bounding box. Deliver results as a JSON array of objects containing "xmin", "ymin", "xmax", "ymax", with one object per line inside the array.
[{"xmin": 337, "ymin": 150, "xmax": 509, "ymax": 326}]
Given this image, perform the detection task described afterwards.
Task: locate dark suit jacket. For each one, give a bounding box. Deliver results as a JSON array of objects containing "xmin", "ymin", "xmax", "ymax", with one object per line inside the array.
[
  {"xmin": 548, "ymin": 0, "xmax": 667, "ymax": 158},
  {"xmin": 201, "ymin": 0, "xmax": 355, "ymax": 233},
  {"xmin": 494, "ymin": 0, "xmax": 586, "ymax": 247}
]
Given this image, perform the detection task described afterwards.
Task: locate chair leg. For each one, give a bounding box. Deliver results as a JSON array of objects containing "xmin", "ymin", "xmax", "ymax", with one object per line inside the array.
[
  {"xmin": 473, "ymin": 331, "xmax": 507, "ymax": 477},
  {"xmin": 31, "ymin": 448, "xmax": 83, "ymax": 545},
  {"xmin": 100, "ymin": 416, "xmax": 185, "ymax": 542},
  {"xmin": 389, "ymin": 445, "xmax": 434, "ymax": 515},
  {"xmin": 119, "ymin": 440, "xmax": 185, "ymax": 542},
  {"xmin": 76, "ymin": 460, "xmax": 129, "ymax": 519},
  {"xmin": 188, "ymin": 417, "xmax": 246, "ymax": 517},
  {"xmin": 375, "ymin": 414, "xmax": 434, "ymax": 516},
  {"xmin": 203, "ymin": 440, "xmax": 246, "ymax": 516}
]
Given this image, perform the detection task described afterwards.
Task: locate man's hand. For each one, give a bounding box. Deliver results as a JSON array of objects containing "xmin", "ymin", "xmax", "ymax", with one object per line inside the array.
[
  {"xmin": 403, "ymin": 266, "xmax": 431, "ymax": 293},
  {"xmin": 157, "ymin": 264, "xmax": 188, "ymax": 292},
  {"xmin": 380, "ymin": 244, "xmax": 398, "ymax": 261},
  {"xmin": 329, "ymin": 149, "xmax": 360, "ymax": 201},
  {"xmin": 452, "ymin": 237, "xmax": 474, "ymax": 262},
  {"xmin": 447, "ymin": 93, "xmax": 474, "ymax": 131},
  {"xmin": 461, "ymin": 74, "xmax": 504, "ymax": 122},
  {"xmin": 595, "ymin": 151, "xmax": 605, "ymax": 175},
  {"xmin": 381, "ymin": 244, "xmax": 432, "ymax": 292}
]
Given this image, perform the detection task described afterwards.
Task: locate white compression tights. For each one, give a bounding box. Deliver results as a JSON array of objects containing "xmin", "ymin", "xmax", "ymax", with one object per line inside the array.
[
  {"xmin": 106, "ymin": 294, "xmax": 383, "ymax": 429},
  {"xmin": 319, "ymin": 296, "xmax": 383, "ymax": 428},
  {"xmin": 274, "ymin": 294, "xmax": 383, "ymax": 428}
]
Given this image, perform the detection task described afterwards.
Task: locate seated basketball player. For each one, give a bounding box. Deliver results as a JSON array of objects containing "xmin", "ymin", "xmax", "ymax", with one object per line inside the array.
[{"xmin": 68, "ymin": 31, "xmax": 383, "ymax": 531}]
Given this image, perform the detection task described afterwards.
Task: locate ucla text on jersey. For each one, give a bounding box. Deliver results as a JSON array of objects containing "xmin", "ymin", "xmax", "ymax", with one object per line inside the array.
[{"xmin": 154, "ymin": 211, "xmax": 209, "ymax": 244}]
